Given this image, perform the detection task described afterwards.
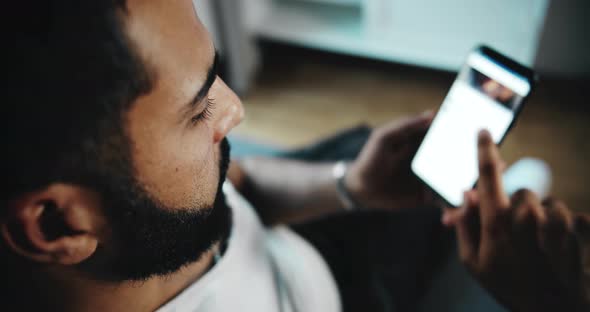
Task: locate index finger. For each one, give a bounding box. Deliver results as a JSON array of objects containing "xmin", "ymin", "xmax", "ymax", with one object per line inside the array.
[{"xmin": 477, "ymin": 130, "xmax": 510, "ymax": 216}]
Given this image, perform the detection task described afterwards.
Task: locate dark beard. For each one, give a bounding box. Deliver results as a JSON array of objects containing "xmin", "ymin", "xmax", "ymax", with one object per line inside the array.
[{"xmin": 78, "ymin": 139, "xmax": 232, "ymax": 282}]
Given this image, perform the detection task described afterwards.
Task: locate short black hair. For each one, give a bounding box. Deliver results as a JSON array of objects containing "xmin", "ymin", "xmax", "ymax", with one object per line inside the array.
[{"xmin": 1, "ymin": 1, "xmax": 153, "ymax": 206}]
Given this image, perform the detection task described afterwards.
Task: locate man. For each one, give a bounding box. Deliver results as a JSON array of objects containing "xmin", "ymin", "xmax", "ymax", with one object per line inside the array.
[{"xmin": 1, "ymin": 1, "xmax": 588, "ymax": 311}]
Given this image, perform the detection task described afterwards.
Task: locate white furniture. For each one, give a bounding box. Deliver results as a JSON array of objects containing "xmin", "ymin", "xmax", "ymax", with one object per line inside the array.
[{"xmin": 244, "ymin": 0, "xmax": 550, "ymax": 71}]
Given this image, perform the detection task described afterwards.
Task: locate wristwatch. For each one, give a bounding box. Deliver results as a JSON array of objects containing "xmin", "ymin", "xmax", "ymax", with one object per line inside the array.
[{"xmin": 332, "ymin": 161, "xmax": 362, "ymax": 211}]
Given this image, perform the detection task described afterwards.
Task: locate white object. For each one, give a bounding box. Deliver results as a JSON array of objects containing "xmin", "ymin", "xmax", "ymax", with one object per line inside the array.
[
  {"xmin": 502, "ymin": 157, "xmax": 552, "ymax": 199},
  {"xmin": 156, "ymin": 182, "xmax": 341, "ymax": 312}
]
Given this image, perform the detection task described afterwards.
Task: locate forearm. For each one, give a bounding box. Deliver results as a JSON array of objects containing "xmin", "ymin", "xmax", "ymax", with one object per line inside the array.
[{"xmin": 228, "ymin": 157, "xmax": 348, "ymax": 225}]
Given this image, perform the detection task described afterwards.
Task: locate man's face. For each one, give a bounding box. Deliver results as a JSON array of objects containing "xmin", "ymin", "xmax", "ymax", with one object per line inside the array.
[
  {"xmin": 125, "ymin": 0, "xmax": 243, "ymax": 213},
  {"xmin": 81, "ymin": 0, "xmax": 244, "ymax": 280}
]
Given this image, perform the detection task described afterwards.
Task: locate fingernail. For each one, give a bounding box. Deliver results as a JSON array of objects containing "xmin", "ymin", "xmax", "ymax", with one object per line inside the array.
[
  {"xmin": 422, "ymin": 110, "xmax": 434, "ymax": 117},
  {"xmin": 478, "ymin": 129, "xmax": 491, "ymax": 138}
]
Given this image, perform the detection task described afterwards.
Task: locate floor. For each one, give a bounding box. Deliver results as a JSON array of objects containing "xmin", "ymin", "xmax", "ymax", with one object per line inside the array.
[{"xmin": 233, "ymin": 43, "xmax": 590, "ymax": 213}]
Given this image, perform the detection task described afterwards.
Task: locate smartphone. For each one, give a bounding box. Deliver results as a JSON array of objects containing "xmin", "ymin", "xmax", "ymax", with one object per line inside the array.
[{"xmin": 411, "ymin": 45, "xmax": 537, "ymax": 207}]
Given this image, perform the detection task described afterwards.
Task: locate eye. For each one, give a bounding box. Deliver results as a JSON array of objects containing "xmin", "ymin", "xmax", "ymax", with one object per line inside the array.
[{"xmin": 191, "ymin": 97, "xmax": 216, "ymax": 124}]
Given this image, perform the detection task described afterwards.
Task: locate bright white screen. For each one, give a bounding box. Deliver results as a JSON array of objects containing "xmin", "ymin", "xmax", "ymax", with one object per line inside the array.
[{"xmin": 411, "ymin": 51, "xmax": 531, "ymax": 206}]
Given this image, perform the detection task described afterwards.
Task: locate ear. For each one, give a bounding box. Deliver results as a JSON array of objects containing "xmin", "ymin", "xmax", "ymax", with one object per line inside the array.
[{"xmin": 1, "ymin": 184, "xmax": 103, "ymax": 265}]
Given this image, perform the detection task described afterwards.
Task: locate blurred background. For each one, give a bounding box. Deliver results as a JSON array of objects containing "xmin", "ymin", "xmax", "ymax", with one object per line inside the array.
[{"xmin": 194, "ymin": 0, "xmax": 589, "ymax": 213}]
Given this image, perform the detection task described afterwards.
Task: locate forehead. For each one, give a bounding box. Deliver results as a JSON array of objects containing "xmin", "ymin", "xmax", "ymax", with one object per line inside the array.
[{"xmin": 124, "ymin": 0, "xmax": 214, "ymax": 110}]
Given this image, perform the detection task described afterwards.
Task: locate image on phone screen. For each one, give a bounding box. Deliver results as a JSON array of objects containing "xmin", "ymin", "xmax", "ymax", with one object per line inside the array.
[{"xmin": 411, "ymin": 47, "xmax": 533, "ymax": 207}]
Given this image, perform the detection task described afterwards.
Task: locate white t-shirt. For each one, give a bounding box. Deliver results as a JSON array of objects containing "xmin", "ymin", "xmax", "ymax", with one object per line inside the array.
[{"xmin": 155, "ymin": 183, "xmax": 341, "ymax": 312}]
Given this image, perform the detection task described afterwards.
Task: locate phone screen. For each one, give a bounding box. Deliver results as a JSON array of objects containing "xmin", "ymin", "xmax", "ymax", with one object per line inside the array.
[{"xmin": 411, "ymin": 48, "xmax": 532, "ymax": 207}]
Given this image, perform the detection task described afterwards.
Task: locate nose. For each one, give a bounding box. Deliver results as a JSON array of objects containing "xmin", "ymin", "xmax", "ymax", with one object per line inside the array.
[{"xmin": 212, "ymin": 77, "xmax": 244, "ymax": 143}]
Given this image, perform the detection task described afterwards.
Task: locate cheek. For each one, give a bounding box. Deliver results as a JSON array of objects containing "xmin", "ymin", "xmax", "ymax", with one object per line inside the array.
[{"xmin": 132, "ymin": 122, "xmax": 220, "ymax": 210}]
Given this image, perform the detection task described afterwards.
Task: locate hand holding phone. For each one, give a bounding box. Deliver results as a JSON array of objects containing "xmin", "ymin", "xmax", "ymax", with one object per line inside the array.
[{"xmin": 411, "ymin": 46, "xmax": 537, "ymax": 207}]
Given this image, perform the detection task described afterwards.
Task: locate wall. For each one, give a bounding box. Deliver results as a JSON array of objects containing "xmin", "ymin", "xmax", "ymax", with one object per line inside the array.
[{"xmin": 535, "ymin": 0, "xmax": 590, "ymax": 77}]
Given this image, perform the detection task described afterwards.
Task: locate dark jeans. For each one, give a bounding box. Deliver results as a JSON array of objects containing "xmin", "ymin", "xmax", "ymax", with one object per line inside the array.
[
  {"xmin": 280, "ymin": 126, "xmax": 452, "ymax": 312},
  {"xmin": 292, "ymin": 208, "xmax": 449, "ymax": 312}
]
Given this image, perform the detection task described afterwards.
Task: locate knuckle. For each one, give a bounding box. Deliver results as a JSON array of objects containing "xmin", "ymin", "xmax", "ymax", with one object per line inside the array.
[
  {"xmin": 514, "ymin": 203, "xmax": 537, "ymax": 225},
  {"xmin": 477, "ymin": 133, "xmax": 493, "ymax": 148},
  {"xmin": 511, "ymin": 188, "xmax": 536, "ymax": 206},
  {"xmin": 541, "ymin": 196, "xmax": 556, "ymax": 207},
  {"xmin": 479, "ymin": 160, "xmax": 497, "ymax": 177},
  {"xmin": 543, "ymin": 202, "xmax": 574, "ymax": 233},
  {"xmin": 553, "ymin": 200, "xmax": 568, "ymax": 211},
  {"xmin": 549, "ymin": 199, "xmax": 570, "ymax": 217}
]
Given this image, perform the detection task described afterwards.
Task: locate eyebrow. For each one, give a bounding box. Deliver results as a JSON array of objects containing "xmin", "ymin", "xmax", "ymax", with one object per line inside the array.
[{"xmin": 185, "ymin": 51, "xmax": 219, "ymax": 111}]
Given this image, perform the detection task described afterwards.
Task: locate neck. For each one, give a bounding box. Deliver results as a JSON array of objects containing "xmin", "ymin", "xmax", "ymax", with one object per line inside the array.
[{"xmin": 4, "ymin": 245, "xmax": 218, "ymax": 312}]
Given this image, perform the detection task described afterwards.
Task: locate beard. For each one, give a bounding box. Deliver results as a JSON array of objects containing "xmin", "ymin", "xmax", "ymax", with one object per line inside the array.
[{"xmin": 77, "ymin": 139, "xmax": 232, "ymax": 282}]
